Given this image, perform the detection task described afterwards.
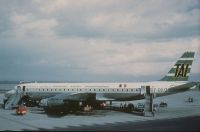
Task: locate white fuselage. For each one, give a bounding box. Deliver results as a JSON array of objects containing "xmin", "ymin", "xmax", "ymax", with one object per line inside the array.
[{"xmin": 13, "ymin": 81, "xmax": 188, "ymax": 101}]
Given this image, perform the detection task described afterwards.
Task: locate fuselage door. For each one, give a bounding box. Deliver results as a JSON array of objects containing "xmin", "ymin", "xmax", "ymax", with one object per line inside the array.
[
  {"xmin": 141, "ymin": 85, "xmax": 151, "ymax": 95},
  {"xmin": 22, "ymin": 86, "xmax": 26, "ymax": 92},
  {"xmin": 140, "ymin": 86, "xmax": 146, "ymax": 95}
]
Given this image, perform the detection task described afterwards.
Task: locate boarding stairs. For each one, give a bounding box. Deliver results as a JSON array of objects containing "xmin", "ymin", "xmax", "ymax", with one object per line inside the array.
[
  {"xmin": 4, "ymin": 89, "xmax": 23, "ymax": 110},
  {"xmin": 141, "ymin": 85, "xmax": 154, "ymax": 117}
]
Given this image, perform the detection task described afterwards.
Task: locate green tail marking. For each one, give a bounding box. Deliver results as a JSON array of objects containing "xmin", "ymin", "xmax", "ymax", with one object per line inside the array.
[{"xmin": 160, "ymin": 51, "xmax": 195, "ymax": 81}]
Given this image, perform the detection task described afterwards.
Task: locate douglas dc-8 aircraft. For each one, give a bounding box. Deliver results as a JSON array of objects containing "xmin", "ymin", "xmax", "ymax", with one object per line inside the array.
[{"xmin": 4, "ymin": 51, "xmax": 198, "ymax": 111}]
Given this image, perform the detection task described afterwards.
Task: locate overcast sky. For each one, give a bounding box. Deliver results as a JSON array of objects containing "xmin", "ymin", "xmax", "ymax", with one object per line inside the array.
[{"xmin": 0, "ymin": 0, "xmax": 199, "ymax": 82}]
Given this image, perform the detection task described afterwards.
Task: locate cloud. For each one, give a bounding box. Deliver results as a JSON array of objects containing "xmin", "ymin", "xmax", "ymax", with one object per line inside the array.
[
  {"xmin": 84, "ymin": 38, "xmax": 200, "ymax": 76},
  {"xmin": 35, "ymin": 0, "xmax": 69, "ymax": 13},
  {"xmin": 1, "ymin": 0, "xmax": 199, "ymax": 40},
  {"xmin": 9, "ymin": 12, "xmax": 58, "ymax": 37},
  {"xmin": 0, "ymin": 0, "xmax": 199, "ymax": 81},
  {"xmin": 1, "ymin": 36, "xmax": 199, "ymax": 81}
]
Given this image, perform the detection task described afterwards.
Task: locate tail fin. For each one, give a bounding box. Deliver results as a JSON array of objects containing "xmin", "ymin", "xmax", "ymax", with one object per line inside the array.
[{"xmin": 160, "ymin": 51, "xmax": 195, "ymax": 81}]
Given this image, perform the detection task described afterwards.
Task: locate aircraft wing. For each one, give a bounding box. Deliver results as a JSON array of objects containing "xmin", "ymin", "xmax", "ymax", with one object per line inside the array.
[
  {"xmin": 49, "ymin": 92, "xmax": 94, "ymax": 101},
  {"xmin": 39, "ymin": 92, "xmax": 116, "ymax": 107},
  {"xmin": 96, "ymin": 93, "xmax": 115, "ymax": 101},
  {"xmin": 48, "ymin": 93, "xmax": 115, "ymax": 101},
  {"xmin": 39, "ymin": 92, "xmax": 96, "ymax": 107}
]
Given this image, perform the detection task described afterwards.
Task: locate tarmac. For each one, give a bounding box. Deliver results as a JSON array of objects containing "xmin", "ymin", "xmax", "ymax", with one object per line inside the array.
[{"xmin": 0, "ymin": 89, "xmax": 200, "ymax": 131}]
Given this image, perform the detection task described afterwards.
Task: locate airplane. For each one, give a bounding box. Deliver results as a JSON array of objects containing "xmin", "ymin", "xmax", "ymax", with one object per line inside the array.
[{"xmin": 4, "ymin": 51, "xmax": 198, "ymax": 112}]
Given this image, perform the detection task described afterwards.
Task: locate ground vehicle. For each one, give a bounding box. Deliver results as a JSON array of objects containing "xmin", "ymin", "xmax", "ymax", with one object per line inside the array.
[
  {"xmin": 16, "ymin": 105, "xmax": 27, "ymax": 115},
  {"xmin": 188, "ymin": 97, "xmax": 193, "ymax": 102},
  {"xmin": 83, "ymin": 105, "xmax": 93, "ymax": 112},
  {"xmin": 153, "ymin": 104, "xmax": 158, "ymax": 108},
  {"xmin": 159, "ymin": 102, "xmax": 168, "ymax": 107},
  {"xmin": 153, "ymin": 104, "xmax": 159, "ymax": 111},
  {"xmin": 135, "ymin": 103, "xmax": 145, "ymax": 112}
]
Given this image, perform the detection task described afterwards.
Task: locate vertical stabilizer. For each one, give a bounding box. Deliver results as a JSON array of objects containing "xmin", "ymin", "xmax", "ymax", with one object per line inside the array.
[{"xmin": 160, "ymin": 51, "xmax": 195, "ymax": 81}]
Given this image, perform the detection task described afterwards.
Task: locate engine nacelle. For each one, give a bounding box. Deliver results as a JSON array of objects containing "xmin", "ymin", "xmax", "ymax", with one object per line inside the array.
[{"xmin": 39, "ymin": 98, "xmax": 64, "ymax": 107}]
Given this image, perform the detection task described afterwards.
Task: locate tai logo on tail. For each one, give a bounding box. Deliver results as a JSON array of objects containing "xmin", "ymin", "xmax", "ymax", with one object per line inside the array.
[
  {"xmin": 175, "ymin": 64, "xmax": 189, "ymax": 77},
  {"xmin": 160, "ymin": 51, "xmax": 195, "ymax": 81}
]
